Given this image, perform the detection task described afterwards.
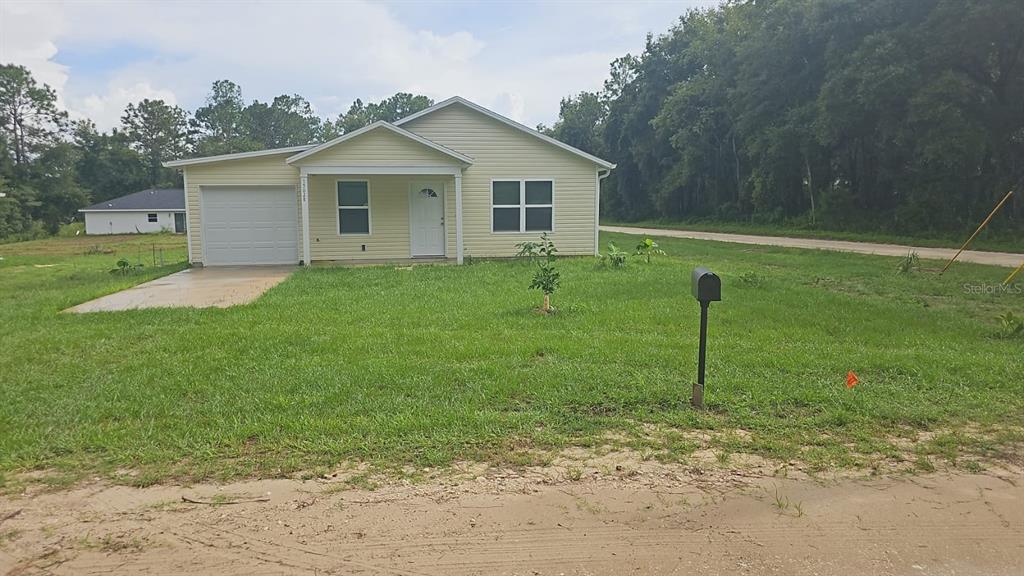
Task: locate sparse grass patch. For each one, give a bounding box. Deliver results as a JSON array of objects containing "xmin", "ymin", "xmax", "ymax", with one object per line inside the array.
[
  {"xmin": 345, "ymin": 473, "xmax": 379, "ymax": 492},
  {"xmin": 0, "ymin": 232, "xmax": 1020, "ymax": 486},
  {"xmin": 566, "ymin": 466, "xmax": 584, "ymax": 481}
]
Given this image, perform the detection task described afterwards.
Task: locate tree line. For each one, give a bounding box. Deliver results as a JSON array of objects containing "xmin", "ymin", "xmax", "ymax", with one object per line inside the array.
[
  {"xmin": 3, "ymin": 0, "xmax": 1022, "ymax": 241},
  {"xmin": 0, "ymin": 68, "xmax": 433, "ymax": 239},
  {"xmin": 542, "ymin": 0, "xmax": 1023, "ymax": 235}
]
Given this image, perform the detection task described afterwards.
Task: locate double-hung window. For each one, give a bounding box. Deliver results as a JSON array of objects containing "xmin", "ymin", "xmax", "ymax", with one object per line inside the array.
[
  {"xmin": 337, "ymin": 181, "xmax": 370, "ymax": 235},
  {"xmin": 147, "ymin": 213, "xmax": 158, "ymax": 223},
  {"xmin": 491, "ymin": 180, "xmax": 553, "ymax": 233}
]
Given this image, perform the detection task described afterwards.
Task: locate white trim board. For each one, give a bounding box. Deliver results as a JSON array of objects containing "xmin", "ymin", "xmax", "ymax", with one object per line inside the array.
[
  {"xmin": 395, "ymin": 96, "xmax": 616, "ymax": 170},
  {"xmin": 299, "ymin": 165, "xmax": 464, "ymax": 176},
  {"xmin": 285, "ymin": 121, "xmax": 473, "ymax": 165},
  {"xmin": 79, "ymin": 209, "xmax": 186, "ymax": 213},
  {"xmin": 184, "ymin": 169, "xmax": 193, "ymax": 263},
  {"xmin": 163, "ymin": 145, "xmax": 313, "ymax": 167}
]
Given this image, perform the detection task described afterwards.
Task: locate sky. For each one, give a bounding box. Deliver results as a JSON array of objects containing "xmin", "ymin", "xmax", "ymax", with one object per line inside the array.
[{"xmin": 0, "ymin": 0, "xmax": 721, "ymax": 132}]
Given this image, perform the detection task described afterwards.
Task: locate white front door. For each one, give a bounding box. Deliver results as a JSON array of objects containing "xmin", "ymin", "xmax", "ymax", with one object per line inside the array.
[{"xmin": 409, "ymin": 181, "xmax": 446, "ymax": 257}]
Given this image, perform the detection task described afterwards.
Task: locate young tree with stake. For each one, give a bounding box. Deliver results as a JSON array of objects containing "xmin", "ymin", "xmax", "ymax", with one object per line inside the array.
[{"xmin": 528, "ymin": 233, "xmax": 559, "ymax": 313}]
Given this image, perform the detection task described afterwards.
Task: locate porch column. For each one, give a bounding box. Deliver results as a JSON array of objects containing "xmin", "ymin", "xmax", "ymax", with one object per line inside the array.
[
  {"xmin": 455, "ymin": 169, "xmax": 464, "ymax": 264},
  {"xmin": 300, "ymin": 173, "xmax": 311, "ymax": 265}
]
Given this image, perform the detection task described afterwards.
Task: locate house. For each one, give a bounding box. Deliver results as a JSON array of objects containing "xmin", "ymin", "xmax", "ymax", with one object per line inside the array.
[
  {"xmin": 163, "ymin": 96, "xmax": 615, "ymax": 266},
  {"xmin": 80, "ymin": 188, "xmax": 187, "ymax": 235}
]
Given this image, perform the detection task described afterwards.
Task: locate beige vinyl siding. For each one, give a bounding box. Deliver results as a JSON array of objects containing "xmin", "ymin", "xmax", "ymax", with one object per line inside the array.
[
  {"xmin": 293, "ymin": 128, "xmax": 459, "ymax": 167},
  {"xmin": 308, "ymin": 174, "xmax": 456, "ymax": 261},
  {"xmin": 402, "ymin": 103, "xmax": 599, "ymax": 256},
  {"xmin": 183, "ymin": 153, "xmax": 300, "ymax": 264}
]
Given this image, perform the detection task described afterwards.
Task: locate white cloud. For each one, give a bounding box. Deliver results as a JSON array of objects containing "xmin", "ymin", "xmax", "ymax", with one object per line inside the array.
[
  {"xmin": 0, "ymin": 0, "xmax": 720, "ymax": 132},
  {"xmin": 0, "ymin": 2, "xmax": 69, "ymax": 107},
  {"xmin": 80, "ymin": 81, "xmax": 179, "ymax": 130}
]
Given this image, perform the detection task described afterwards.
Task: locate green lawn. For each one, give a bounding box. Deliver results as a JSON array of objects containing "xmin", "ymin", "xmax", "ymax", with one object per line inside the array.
[
  {"xmin": 0, "ymin": 232, "xmax": 1021, "ymax": 487},
  {"xmin": 604, "ymin": 219, "xmax": 1024, "ymax": 253}
]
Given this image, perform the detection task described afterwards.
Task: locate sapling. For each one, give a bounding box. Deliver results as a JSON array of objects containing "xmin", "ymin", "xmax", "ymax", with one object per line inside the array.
[
  {"xmin": 528, "ymin": 233, "xmax": 560, "ymax": 312},
  {"xmin": 634, "ymin": 237, "xmax": 665, "ymax": 263}
]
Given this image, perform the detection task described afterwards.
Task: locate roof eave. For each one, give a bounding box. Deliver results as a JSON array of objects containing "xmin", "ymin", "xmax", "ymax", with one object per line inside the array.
[
  {"xmin": 163, "ymin": 145, "xmax": 314, "ymax": 168},
  {"xmin": 79, "ymin": 208, "xmax": 186, "ymax": 213}
]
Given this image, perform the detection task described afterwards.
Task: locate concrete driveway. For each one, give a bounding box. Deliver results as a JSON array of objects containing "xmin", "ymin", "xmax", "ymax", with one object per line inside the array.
[
  {"xmin": 601, "ymin": 225, "xmax": 1023, "ymax": 268},
  {"xmin": 67, "ymin": 266, "xmax": 295, "ymax": 313}
]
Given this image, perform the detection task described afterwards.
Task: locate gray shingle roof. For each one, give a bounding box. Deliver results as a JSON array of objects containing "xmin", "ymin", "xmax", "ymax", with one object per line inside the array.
[{"xmin": 81, "ymin": 188, "xmax": 185, "ymax": 211}]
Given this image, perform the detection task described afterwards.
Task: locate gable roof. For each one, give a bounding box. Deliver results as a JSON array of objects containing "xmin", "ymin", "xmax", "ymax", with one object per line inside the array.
[
  {"xmin": 80, "ymin": 188, "xmax": 185, "ymax": 212},
  {"xmin": 395, "ymin": 96, "xmax": 616, "ymax": 170},
  {"xmin": 161, "ymin": 97, "xmax": 616, "ymax": 171},
  {"xmin": 163, "ymin": 144, "xmax": 313, "ymax": 168},
  {"xmin": 285, "ymin": 121, "xmax": 473, "ymax": 165}
]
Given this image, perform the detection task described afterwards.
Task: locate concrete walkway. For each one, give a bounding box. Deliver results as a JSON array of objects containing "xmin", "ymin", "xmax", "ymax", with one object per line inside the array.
[
  {"xmin": 601, "ymin": 225, "xmax": 1022, "ymax": 268},
  {"xmin": 67, "ymin": 266, "xmax": 295, "ymax": 313}
]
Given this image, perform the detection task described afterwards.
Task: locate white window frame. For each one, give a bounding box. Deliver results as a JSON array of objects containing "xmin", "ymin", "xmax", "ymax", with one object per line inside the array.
[
  {"xmin": 147, "ymin": 213, "xmax": 158, "ymax": 223},
  {"xmin": 490, "ymin": 178, "xmax": 554, "ymax": 234},
  {"xmin": 335, "ymin": 179, "xmax": 372, "ymax": 236}
]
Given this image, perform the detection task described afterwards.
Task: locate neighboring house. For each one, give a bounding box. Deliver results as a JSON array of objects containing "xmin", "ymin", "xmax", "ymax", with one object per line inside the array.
[
  {"xmin": 80, "ymin": 188, "xmax": 187, "ymax": 235},
  {"xmin": 163, "ymin": 96, "xmax": 615, "ymax": 266}
]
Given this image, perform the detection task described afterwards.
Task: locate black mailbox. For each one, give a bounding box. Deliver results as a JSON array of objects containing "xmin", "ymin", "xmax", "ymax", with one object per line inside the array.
[
  {"xmin": 691, "ymin": 267, "xmax": 721, "ymax": 302},
  {"xmin": 690, "ymin": 267, "xmax": 721, "ymax": 409}
]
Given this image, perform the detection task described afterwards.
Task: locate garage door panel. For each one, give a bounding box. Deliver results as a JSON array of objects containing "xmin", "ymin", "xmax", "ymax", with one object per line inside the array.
[{"xmin": 202, "ymin": 187, "xmax": 298, "ymax": 265}]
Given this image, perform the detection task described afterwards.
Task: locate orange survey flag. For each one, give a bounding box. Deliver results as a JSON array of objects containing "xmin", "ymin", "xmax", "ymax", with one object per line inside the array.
[{"xmin": 846, "ymin": 371, "xmax": 860, "ymax": 388}]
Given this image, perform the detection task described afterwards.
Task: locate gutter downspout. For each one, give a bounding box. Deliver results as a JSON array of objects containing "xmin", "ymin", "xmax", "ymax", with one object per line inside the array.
[{"xmin": 596, "ymin": 169, "xmax": 611, "ymax": 256}]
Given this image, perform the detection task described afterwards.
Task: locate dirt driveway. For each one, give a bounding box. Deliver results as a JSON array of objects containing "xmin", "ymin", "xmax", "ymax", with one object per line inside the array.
[
  {"xmin": 2, "ymin": 457, "xmax": 1020, "ymax": 575},
  {"xmin": 601, "ymin": 225, "xmax": 1023, "ymax": 268}
]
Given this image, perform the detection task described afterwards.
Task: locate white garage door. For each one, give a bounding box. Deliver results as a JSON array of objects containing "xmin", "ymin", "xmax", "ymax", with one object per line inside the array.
[{"xmin": 201, "ymin": 187, "xmax": 298, "ymax": 265}]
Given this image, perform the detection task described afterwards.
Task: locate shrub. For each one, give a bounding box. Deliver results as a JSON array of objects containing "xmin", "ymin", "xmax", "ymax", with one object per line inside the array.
[
  {"xmin": 110, "ymin": 259, "xmax": 144, "ymax": 275},
  {"xmin": 896, "ymin": 251, "xmax": 920, "ymax": 275},
  {"xmin": 598, "ymin": 242, "xmax": 628, "ymax": 268},
  {"xmin": 634, "ymin": 237, "xmax": 665, "ymax": 263},
  {"xmin": 994, "ymin": 312, "xmax": 1023, "ymax": 339}
]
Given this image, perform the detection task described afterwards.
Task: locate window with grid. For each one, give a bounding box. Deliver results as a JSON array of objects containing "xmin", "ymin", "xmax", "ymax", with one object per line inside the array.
[
  {"xmin": 491, "ymin": 180, "xmax": 552, "ymax": 233},
  {"xmin": 337, "ymin": 181, "xmax": 370, "ymax": 235}
]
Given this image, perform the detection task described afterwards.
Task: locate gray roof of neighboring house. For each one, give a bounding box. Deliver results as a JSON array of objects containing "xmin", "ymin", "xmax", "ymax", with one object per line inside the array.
[{"xmin": 80, "ymin": 188, "xmax": 185, "ymax": 212}]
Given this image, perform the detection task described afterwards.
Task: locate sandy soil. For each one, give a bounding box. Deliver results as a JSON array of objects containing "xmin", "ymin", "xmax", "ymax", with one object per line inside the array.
[{"xmin": 1, "ymin": 454, "xmax": 1021, "ymax": 576}]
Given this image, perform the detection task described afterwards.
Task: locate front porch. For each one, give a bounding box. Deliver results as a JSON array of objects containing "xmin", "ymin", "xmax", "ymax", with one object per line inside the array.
[{"xmin": 298, "ymin": 166, "xmax": 464, "ymax": 265}]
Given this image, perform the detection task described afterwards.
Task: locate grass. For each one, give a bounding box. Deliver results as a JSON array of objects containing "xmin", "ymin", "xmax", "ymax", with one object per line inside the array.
[
  {"xmin": 604, "ymin": 219, "xmax": 1024, "ymax": 253},
  {"xmin": 0, "ymin": 231, "xmax": 1021, "ymax": 487}
]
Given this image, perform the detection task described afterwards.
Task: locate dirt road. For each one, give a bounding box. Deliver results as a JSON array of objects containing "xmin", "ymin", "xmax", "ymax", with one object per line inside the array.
[
  {"xmin": 601, "ymin": 225, "xmax": 1023, "ymax": 268},
  {"xmin": 2, "ymin": 457, "xmax": 1021, "ymax": 575}
]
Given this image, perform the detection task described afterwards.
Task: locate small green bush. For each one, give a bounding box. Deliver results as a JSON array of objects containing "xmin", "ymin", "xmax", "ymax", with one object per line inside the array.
[
  {"xmin": 994, "ymin": 311, "xmax": 1023, "ymax": 339},
  {"xmin": 634, "ymin": 237, "xmax": 665, "ymax": 263},
  {"xmin": 110, "ymin": 259, "xmax": 144, "ymax": 275},
  {"xmin": 598, "ymin": 242, "xmax": 628, "ymax": 268},
  {"xmin": 896, "ymin": 251, "xmax": 920, "ymax": 275}
]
